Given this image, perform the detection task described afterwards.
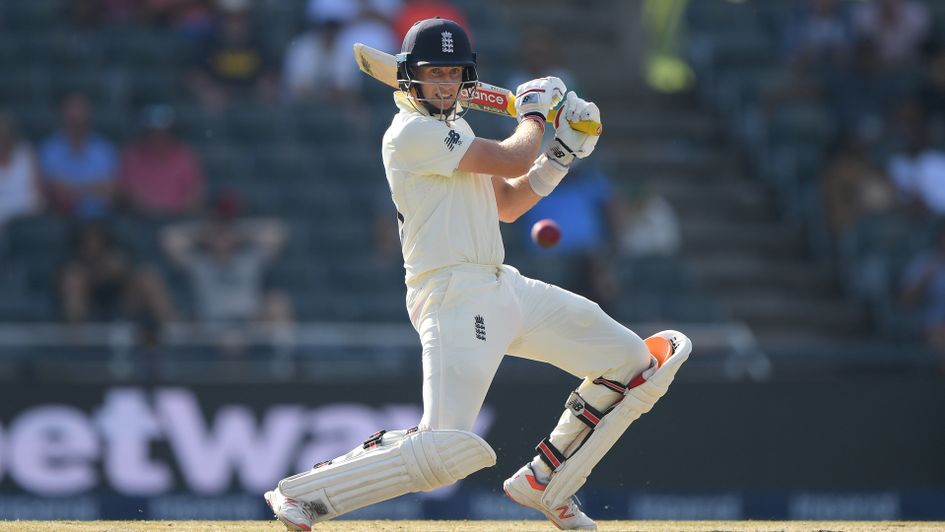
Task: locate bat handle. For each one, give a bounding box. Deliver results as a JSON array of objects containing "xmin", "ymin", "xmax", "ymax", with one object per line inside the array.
[{"xmin": 546, "ymin": 108, "xmax": 603, "ymax": 136}]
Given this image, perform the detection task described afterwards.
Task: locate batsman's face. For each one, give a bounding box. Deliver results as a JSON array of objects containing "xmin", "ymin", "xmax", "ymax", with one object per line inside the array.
[{"xmin": 415, "ymin": 65, "xmax": 464, "ymax": 110}]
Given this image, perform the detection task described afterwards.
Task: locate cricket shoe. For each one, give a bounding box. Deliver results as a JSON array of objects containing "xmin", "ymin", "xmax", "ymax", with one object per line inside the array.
[
  {"xmin": 503, "ymin": 464, "xmax": 597, "ymax": 530},
  {"xmin": 264, "ymin": 489, "xmax": 316, "ymax": 531}
]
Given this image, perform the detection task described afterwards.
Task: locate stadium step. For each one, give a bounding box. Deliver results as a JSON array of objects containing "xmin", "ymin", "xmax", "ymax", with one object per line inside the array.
[{"xmin": 605, "ymin": 89, "xmax": 869, "ymax": 349}]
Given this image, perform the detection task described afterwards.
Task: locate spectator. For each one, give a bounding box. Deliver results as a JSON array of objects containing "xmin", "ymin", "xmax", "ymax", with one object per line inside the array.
[
  {"xmin": 886, "ymin": 102, "xmax": 945, "ymax": 217},
  {"xmin": 139, "ymin": 0, "xmax": 216, "ymax": 40},
  {"xmin": 71, "ymin": 0, "xmax": 111, "ymax": 29},
  {"xmin": 0, "ymin": 112, "xmax": 43, "ymax": 229},
  {"xmin": 617, "ymin": 181, "xmax": 681, "ymax": 258},
  {"xmin": 160, "ymin": 192, "xmax": 293, "ymax": 326},
  {"xmin": 40, "ymin": 92, "xmax": 118, "ymax": 219},
  {"xmin": 507, "ymin": 26, "xmax": 576, "ymax": 94},
  {"xmin": 308, "ymin": 0, "xmax": 398, "ymax": 52},
  {"xmin": 520, "ymin": 161, "xmax": 622, "ymax": 311},
  {"xmin": 919, "ymin": 41, "xmax": 945, "ymax": 137},
  {"xmin": 283, "ymin": 17, "xmax": 360, "ymax": 103},
  {"xmin": 393, "ymin": 0, "xmax": 467, "ymax": 44},
  {"xmin": 784, "ymin": 0, "xmax": 852, "ymax": 70},
  {"xmin": 852, "ymin": 0, "xmax": 929, "ymax": 68},
  {"xmin": 283, "ymin": 0, "xmax": 398, "ymax": 104},
  {"xmin": 59, "ymin": 223, "xmax": 178, "ymax": 326},
  {"xmin": 372, "ymin": 187, "xmax": 402, "ymax": 265},
  {"xmin": 826, "ymin": 38, "xmax": 901, "ymax": 136},
  {"xmin": 119, "ymin": 105, "xmax": 205, "ymax": 218},
  {"xmin": 759, "ymin": 0, "xmax": 852, "ymax": 117},
  {"xmin": 822, "ymin": 130, "xmax": 897, "ymax": 236},
  {"xmin": 186, "ymin": 0, "xmax": 277, "ymax": 110},
  {"xmin": 900, "ymin": 224, "xmax": 945, "ymax": 352}
]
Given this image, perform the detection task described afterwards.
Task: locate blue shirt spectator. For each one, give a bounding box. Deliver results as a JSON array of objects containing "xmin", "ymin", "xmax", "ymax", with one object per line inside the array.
[
  {"xmin": 40, "ymin": 93, "xmax": 118, "ymax": 219},
  {"xmin": 522, "ymin": 162, "xmax": 615, "ymax": 254}
]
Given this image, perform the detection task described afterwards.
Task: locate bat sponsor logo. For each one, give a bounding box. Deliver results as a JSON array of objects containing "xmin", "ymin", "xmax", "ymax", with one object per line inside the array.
[{"xmin": 468, "ymin": 88, "xmax": 506, "ymax": 108}]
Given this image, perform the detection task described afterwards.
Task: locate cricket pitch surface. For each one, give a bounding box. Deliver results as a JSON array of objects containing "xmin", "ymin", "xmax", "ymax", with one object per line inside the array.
[{"xmin": 1, "ymin": 521, "xmax": 943, "ymax": 532}]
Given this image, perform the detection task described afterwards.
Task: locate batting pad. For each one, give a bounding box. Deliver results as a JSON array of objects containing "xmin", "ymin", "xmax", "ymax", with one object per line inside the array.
[
  {"xmin": 541, "ymin": 330, "xmax": 692, "ymax": 508},
  {"xmin": 279, "ymin": 429, "xmax": 496, "ymax": 522}
]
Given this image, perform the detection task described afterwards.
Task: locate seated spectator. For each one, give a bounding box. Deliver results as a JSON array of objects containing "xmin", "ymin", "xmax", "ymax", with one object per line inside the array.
[
  {"xmin": 826, "ymin": 38, "xmax": 902, "ymax": 136},
  {"xmin": 852, "ymin": 0, "xmax": 929, "ymax": 69},
  {"xmin": 900, "ymin": 224, "xmax": 945, "ymax": 352},
  {"xmin": 886, "ymin": 104, "xmax": 945, "ymax": 217},
  {"xmin": 393, "ymin": 0, "xmax": 467, "ymax": 44},
  {"xmin": 822, "ymin": 130, "xmax": 897, "ymax": 236},
  {"xmin": 520, "ymin": 161, "xmax": 622, "ymax": 311},
  {"xmin": 372, "ymin": 186, "xmax": 402, "ymax": 265},
  {"xmin": 59, "ymin": 223, "xmax": 178, "ymax": 326},
  {"xmin": 784, "ymin": 0, "xmax": 852, "ymax": 70},
  {"xmin": 139, "ymin": 0, "xmax": 216, "ymax": 40},
  {"xmin": 0, "ymin": 112, "xmax": 43, "ymax": 229},
  {"xmin": 284, "ymin": 0, "xmax": 398, "ymax": 104},
  {"xmin": 507, "ymin": 26, "xmax": 576, "ymax": 94},
  {"xmin": 919, "ymin": 41, "xmax": 945, "ymax": 135},
  {"xmin": 77, "ymin": 0, "xmax": 214, "ymax": 37},
  {"xmin": 759, "ymin": 0, "xmax": 853, "ymax": 117},
  {"xmin": 40, "ymin": 92, "xmax": 118, "ymax": 219},
  {"xmin": 160, "ymin": 192, "xmax": 293, "ymax": 327},
  {"xmin": 69, "ymin": 0, "xmax": 123, "ymax": 29},
  {"xmin": 617, "ymin": 181, "xmax": 681, "ymax": 258},
  {"xmin": 308, "ymin": 0, "xmax": 398, "ymax": 52},
  {"xmin": 186, "ymin": 0, "xmax": 277, "ymax": 110},
  {"xmin": 119, "ymin": 105, "xmax": 205, "ymax": 218},
  {"xmin": 283, "ymin": 17, "xmax": 361, "ymax": 103}
]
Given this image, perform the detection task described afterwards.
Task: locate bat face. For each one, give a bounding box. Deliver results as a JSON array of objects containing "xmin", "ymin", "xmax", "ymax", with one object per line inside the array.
[
  {"xmin": 353, "ymin": 43, "xmax": 601, "ymax": 136},
  {"xmin": 354, "ymin": 43, "xmax": 398, "ymax": 89}
]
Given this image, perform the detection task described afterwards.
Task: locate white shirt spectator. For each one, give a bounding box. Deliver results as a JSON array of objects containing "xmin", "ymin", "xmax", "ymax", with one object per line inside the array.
[
  {"xmin": 619, "ymin": 194, "xmax": 681, "ymax": 257},
  {"xmin": 889, "ymin": 148, "xmax": 945, "ymax": 214},
  {"xmin": 284, "ymin": 27, "xmax": 362, "ymax": 98},
  {"xmin": 284, "ymin": 0, "xmax": 399, "ymax": 101},
  {"xmin": 307, "ymin": 0, "xmax": 399, "ymax": 52},
  {"xmin": 0, "ymin": 143, "xmax": 41, "ymax": 227}
]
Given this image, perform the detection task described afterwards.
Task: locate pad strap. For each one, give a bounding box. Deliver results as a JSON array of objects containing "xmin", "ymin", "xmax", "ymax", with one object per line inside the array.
[
  {"xmin": 541, "ymin": 332, "xmax": 692, "ymax": 508},
  {"xmin": 540, "ymin": 360, "xmax": 657, "ymax": 473},
  {"xmin": 536, "ymin": 437, "xmax": 567, "ymax": 471},
  {"xmin": 565, "ymin": 391, "xmax": 605, "ymax": 428},
  {"xmin": 281, "ymin": 428, "xmax": 496, "ymax": 522}
]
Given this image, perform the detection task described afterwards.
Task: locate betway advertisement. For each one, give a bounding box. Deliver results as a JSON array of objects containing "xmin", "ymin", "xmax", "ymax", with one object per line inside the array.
[
  {"xmin": 1, "ymin": 377, "xmax": 944, "ymax": 520},
  {"xmin": 1, "ymin": 387, "xmax": 433, "ymax": 498}
]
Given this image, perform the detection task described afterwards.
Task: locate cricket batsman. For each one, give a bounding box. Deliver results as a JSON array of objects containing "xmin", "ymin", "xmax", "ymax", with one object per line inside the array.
[{"xmin": 265, "ymin": 17, "xmax": 692, "ymax": 530}]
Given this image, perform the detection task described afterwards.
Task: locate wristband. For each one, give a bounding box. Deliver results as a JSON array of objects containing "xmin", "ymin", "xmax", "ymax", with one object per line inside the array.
[
  {"xmin": 527, "ymin": 153, "xmax": 569, "ymax": 197},
  {"xmin": 521, "ymin": 113, "xmax": 546, "ymax": 130}
]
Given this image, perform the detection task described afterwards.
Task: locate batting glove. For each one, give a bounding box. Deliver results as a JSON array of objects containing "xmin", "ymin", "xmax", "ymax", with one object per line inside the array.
[
  {"xmin": 545, "ymin": 91, "xmax": 602, "ymax": 168},
  {"xmin": 514, "ymin": 76, "xmax": 567, "ymax": 124}
]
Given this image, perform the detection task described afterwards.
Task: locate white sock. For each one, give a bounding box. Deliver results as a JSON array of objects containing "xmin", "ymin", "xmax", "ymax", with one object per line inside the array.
[{"xmin": 529, "ymin": 456, "xmax": 553, "ymax": 483}]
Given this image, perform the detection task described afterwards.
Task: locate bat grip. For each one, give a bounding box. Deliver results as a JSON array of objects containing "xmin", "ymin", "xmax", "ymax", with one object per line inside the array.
[{"xmin": 546, "ymin": 108, "xmax": 603, "ymax": 136}]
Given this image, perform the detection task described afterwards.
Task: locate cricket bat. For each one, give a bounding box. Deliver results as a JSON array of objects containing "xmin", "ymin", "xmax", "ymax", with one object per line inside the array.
[{"xmin": 353, "ymin": 43, "xmax": 602, "ymax": 136}]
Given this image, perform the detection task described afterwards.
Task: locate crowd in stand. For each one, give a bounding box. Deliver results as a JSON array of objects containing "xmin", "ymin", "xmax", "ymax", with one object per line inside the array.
[
  {"xmin": 1, "ymin": 0, "xmax": 442, "ymax": 347},
  {"xmin": 0, "ymin": 0, "xmax": 681, "ymax": 358},
  {"xmin": 762, "ymin": 0, "xmax": 945, "ymax": 351}
]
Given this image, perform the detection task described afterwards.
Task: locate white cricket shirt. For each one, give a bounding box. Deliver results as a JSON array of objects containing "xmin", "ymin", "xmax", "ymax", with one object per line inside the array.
[{"xmin": 382, "ymin": 93, "xmax": 504, "ymax": 286}]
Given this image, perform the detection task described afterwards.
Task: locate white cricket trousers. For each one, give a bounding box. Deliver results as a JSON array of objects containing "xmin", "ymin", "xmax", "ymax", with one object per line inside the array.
[{"xmin": 406, "ymin": 263, "xmax": 651, "ymax": 432}]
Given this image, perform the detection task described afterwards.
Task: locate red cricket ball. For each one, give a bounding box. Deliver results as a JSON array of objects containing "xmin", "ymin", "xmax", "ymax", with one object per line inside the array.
[{"xmin": 531, "ymin": 219, "xmax": 561, "ymax": 248}]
